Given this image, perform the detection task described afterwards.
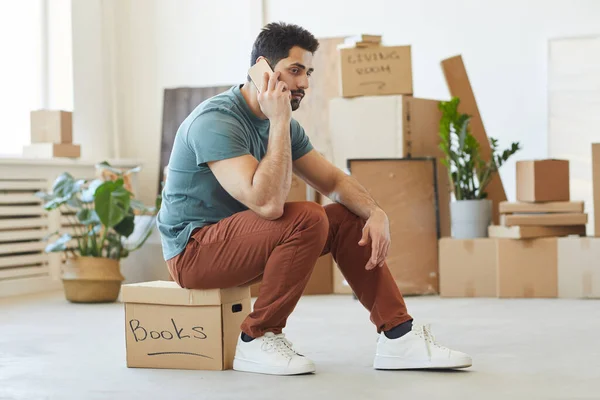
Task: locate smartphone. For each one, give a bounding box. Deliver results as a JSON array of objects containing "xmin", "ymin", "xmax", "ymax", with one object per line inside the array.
[{"xmin": 248, "ymin": 58, "xmax": 273, "ymax": 92}]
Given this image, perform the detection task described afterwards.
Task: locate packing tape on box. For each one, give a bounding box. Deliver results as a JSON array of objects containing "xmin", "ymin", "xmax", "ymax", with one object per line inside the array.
[
  {"xmin": 463, "ymin": 240, "xmax": 475, "ymax": 253},
  {"xmin": 582, "ymin": 271, "xmax": 593, "ymax": 298},
  {"xmin": 523, "ymin": 284, "xmax": 535, "ymax": 298},
  {"xmin": 464, "ymin": 281, "xmax": 475, "ymax": 297}
]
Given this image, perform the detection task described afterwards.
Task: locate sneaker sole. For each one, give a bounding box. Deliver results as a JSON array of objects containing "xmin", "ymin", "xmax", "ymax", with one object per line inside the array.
[
  {"xmin": 373, "ymin": 355, "xmax": 472, "ymax": 370},
  {"xmin": 233, "ymin": 358, "xmax": 316, "ymax": 376}
]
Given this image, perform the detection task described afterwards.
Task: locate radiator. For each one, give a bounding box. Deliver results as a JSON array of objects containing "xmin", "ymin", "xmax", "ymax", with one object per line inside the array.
[{"xmin": 0, "ymin": 158, "xmax": 141, "ymax": 298}]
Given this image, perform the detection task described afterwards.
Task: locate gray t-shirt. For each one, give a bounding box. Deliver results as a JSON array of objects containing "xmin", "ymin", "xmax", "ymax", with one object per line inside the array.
[{"xmin": 157, "ymin": 85, "xmax": 313, "ymax": 260}]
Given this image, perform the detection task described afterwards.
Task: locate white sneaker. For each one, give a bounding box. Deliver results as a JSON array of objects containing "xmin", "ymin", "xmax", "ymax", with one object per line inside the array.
[
  {"xmin": 373, "ymin": 324, "xmax": 472, "ymax": 370},
  {"xmin": 233, "ymin": 332, "xmax": 316, "ymax": 375}
]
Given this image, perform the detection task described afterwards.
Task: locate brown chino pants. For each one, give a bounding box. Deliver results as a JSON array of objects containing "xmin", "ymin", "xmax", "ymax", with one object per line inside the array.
[{"xmin": 167, "ymin": 201, "xmax": 412, "ymax": 338}]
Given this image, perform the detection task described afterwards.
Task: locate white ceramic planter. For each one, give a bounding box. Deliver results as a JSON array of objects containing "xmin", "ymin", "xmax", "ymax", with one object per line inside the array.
[{"xmin": 450, "ymin": 199, "xmax": 492, "ymax": 239}]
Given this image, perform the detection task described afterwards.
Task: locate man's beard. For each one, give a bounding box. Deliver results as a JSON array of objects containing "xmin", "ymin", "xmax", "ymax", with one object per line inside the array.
[{"xmin": 290, "ymin": 89, "xmax": 305, "ymax": 111}]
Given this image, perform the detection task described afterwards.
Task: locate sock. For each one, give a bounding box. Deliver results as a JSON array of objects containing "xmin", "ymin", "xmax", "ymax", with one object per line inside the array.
[
  {"xmin": 241, "ymin": 332, "xmax": 255, "ymax": 342},
  {"xmin": 384, "ymin": 319, "xmax": 413, "ymax": 339}
]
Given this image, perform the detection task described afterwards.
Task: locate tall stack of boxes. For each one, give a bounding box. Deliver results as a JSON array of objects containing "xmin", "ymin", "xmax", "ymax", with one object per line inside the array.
[
  {"xmin": 440, "ymin": 157, "xmax": 600, "ymax": 299},
  {"xmin": 23, "ymin": 110, "xmax": 81, "ymax": 158},
  {"xmin": 330, "ymin": 34, "xmax": 449, "ymax": 295}
]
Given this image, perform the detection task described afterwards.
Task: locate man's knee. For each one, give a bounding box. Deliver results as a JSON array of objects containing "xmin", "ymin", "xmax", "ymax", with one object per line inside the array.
[{"xmin": 283, "ymin": 201, "xmax": 329, "ymax": 239}]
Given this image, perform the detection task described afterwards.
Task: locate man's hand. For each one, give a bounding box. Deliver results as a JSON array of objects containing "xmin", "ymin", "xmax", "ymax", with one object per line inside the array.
[
  {"xmin": 358, "ymin": 208, "xmax": 391, "ymax": 270},
  {"xmin": 257, "ymin": 71, "xmax": 292, "ymax": 124}
]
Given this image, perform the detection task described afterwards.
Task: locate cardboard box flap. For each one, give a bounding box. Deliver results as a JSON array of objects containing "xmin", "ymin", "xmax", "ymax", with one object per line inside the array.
[{"xmin": 122, "ymin": 281, "xmax": 250, "ymax": 306}]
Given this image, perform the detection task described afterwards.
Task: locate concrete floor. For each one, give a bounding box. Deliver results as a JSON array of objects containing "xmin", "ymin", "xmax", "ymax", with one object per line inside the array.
[{"xmin": 1, "ymin": 292, "xmax": 598, "ymax": 400}]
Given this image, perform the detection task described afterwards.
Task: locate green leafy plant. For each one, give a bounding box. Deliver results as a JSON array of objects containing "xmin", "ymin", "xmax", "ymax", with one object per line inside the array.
[
  {"xmin": 36, "ymin": 162, "xmax": 161, "ymax": 260},
  {"xmin": 438, "ymin": 97, "xmax": 521, "ymax": 200}
]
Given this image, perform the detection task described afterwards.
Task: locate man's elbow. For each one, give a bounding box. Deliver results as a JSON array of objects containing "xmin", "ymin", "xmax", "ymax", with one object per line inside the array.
[{"xmin": 256, "ymin": 202, "xmax": 284, "ymax": 220}]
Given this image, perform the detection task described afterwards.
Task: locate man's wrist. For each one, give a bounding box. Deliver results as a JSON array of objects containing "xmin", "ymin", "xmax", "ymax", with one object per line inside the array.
[{"xmin": 368, "ymin": 207, "xmax": 385, "ymax": 219}]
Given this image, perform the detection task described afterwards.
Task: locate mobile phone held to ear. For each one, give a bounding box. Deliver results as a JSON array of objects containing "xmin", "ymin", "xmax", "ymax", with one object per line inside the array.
[{"xmin": 248, "ymin": 58, "xmax": 273, "ymax": 92}]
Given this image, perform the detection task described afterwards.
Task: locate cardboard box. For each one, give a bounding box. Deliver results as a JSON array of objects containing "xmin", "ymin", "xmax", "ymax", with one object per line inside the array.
[
  {"xmin": 593, "ymin": 144, "xmax": 600, "ymax": 236},
  {"xmin": 439, "ymin": 238, "xmax": 497, "ymax": 297},
  {"xmin": 558, "ymin": 237, "xmax": 600, "ymax": 298},
  {"xmin": 349, "ymin": 159, "xmax": 439, "ymax": 295},
  {"xmin": 23, "ymin": 143, "xmax": 80, "ymax": 158},
  {"xmin": 338, "ymin": 45, "xmax": 412, "ymax": 97},
  {"xmin": 496, "ymin": 239, "xmax": 557, "ymax": 298},
  {"xmin": 501, "ymin": 213, "xmax": 587, "ymax": 226},
  {"xmin": 30, "ymin": 110, "xmax": 72, "ymax": 144},
  {"xmin": 488, "ymin": 224, "xmax": 586, "ymax": 239},
  {"xmin": 441, "ymin": 55, "xmax": 507, "ymax": 225},
  {"xmin": 329, "ymin": 95, "xmax": 451, "ymax": 237},
  {"xmin": 499, "ymin": 201, "xmax": 584, "ymax": 214},
  {"xmin": 439, "ymin": 238, "xmax": 558, "ymax": 298},
  {"xmin": 122, "ymin": 281, "xmax": 250, "ymax": 370},
  {"xmin": 516, "ymin": 159, "xmax": 570, "ymax": 202}
]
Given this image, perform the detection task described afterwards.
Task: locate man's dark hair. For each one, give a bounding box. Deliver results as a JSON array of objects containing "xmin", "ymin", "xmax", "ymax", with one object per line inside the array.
[{"xmin": 250, "ymin": 22, "xmax": 319, "ymax": 68}]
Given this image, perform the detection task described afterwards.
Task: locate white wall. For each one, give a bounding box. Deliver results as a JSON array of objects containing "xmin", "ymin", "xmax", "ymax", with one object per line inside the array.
[
  {"xmin": 266, "ymin": 0, "xmax": 600, "ymax": 200},
  {"xmin": 71, "ymin": 0, "xmax": 600, "ymax": 203},
  {"xmin": 71, "ymin": 0, "xmax": 115, "ymax": 162},
  {"xmin": 110, "ymin": 0, "xmax": 262, "ymax": 204}
]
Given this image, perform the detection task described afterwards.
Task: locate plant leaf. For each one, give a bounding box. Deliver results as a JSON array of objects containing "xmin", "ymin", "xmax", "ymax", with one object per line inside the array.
[
  {"xmin": 45, "ymin": 233, "xmax": 72, "ymax": 253},
  {"xmin": 96, "ymin": 161, "xmax": 124, "ymax": 175},
  {"xmin": 130, "ymin": 199, "xmax": 147, "ymax": 212},
  {"xmin": 114, "ymin": 214, "xmax": 135, "ymax": 237},
  {"xmin": 81, "ymin": 179, "xmax": 104, "ymax": 203},
  {"xmin": 77, "ymin": 209, "xmax": 101, "ymax": 225},
  {"xmin": 94, "ymin": 180, "xmax": 131, "ymax": 228}
]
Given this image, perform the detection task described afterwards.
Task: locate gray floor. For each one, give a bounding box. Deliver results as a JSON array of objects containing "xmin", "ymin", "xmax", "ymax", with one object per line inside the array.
[{"xmin": 1, "ymin": 292, "xmax": 598, "ymax": 400}]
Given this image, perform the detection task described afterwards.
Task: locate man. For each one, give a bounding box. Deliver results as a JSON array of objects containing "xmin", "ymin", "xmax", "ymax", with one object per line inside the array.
[{"xmin": 158, "ymin": 22, "xmax": 472, "ymax": 376}]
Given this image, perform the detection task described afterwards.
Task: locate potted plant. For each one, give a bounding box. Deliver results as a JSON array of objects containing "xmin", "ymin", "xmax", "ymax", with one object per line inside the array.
[
  {"xmin": 438, "ymin": 97, "xmax": 521, "ymax": 238},
  {"xmin": 36, "ymin": 162, "xmax": 161, "ymax": 303}
]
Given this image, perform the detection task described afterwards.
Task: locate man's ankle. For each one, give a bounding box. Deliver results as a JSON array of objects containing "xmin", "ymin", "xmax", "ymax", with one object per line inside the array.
[
  {"xmin": 384, "ymin": 319, "xmax": 413, "ymax": 339},
  {"xmin": 241, "ymin": 332, "xmax": 255, "ymax": 342}
]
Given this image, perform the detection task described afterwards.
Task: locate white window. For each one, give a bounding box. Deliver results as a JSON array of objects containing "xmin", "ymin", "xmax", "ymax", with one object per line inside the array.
[{"xmin": 0, "ymin": 0, "xmax": 72, "ymax": 157}]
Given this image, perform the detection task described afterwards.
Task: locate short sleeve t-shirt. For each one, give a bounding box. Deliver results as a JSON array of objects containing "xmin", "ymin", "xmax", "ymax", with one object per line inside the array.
[{"xmin": 157, "ymin": 84, "xmax": 313, "ymax": 260}]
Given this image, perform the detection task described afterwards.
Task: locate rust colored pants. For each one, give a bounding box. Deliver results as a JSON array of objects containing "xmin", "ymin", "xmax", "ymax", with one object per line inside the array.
[{"xmin": 167, "ymin": 201, "xmax": 412, "ymax": 338}]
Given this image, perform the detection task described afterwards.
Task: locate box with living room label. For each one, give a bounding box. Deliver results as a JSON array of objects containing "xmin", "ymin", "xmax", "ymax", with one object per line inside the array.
[
  {"xmin": 337, "ymin": 44, "xmax": 412, "ymax": 97},
  {"xmin": 122, "ymin": 281, "xmax": 250, "ymax": 370}
]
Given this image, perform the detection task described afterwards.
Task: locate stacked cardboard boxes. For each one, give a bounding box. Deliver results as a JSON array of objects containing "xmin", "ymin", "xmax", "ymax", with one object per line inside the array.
[
  {"xmin": 23, "ymin": 110, "xmax": 81, "ymax": 158},
  {"xmin": 329, "ymin": 34, "xmax": 449, "ymax": 295},
  {"xmin": 489, "ymin": 159, "xmax": 587, "ymax": 238},
  {"xmin": 440, "ymin": 155, "xmax": 600, "ymax": 298}
]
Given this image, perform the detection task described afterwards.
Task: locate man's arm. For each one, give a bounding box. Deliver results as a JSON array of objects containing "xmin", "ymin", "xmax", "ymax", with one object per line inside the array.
[
  {"xmin": 208, "ymin": 72, "xmax": 293, "ymax": 220},
  {"xmin": 293, "ymin": 150, "xmax": 390, "ymax": 270}
]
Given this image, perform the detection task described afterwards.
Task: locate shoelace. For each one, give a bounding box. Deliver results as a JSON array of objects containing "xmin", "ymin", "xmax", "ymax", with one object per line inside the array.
[
  {"xmin": 260, "ymin": 333, "xmax": 299, "ymax": 359},
  {"xmin": 413, "ymin": 324, "xmax": 450, "ymax": 351}
]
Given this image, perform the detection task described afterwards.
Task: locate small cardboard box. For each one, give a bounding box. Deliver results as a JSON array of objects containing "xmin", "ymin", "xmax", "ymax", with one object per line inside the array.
[
  {"xmin": 516, "ymin": 159, "xmax": 570, "ymax": 202},
  {"xmin": 23, "ymin": 143, "xmax": 81, "ymax": 158},
  {"xmin": 593, "ymin": 144, "xmax": 600, "ymax": 236},
  {"xmin": 30, "ymin": 110, "xmax": 72, "ymax": 144},
  {"xmin": 557, "ymin": 237, "xmax": 600, "ymax": 298},
  {"xmin": 439, "ymin": 238, "xmax": 497, "ymax": 297},
  {"xmin": 338, "ymin": 45, "xmax": 412, "ymax": 98},
  {"xmin": 122, "ymin": 281, "xmax": 250, "ymax": 370}
]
